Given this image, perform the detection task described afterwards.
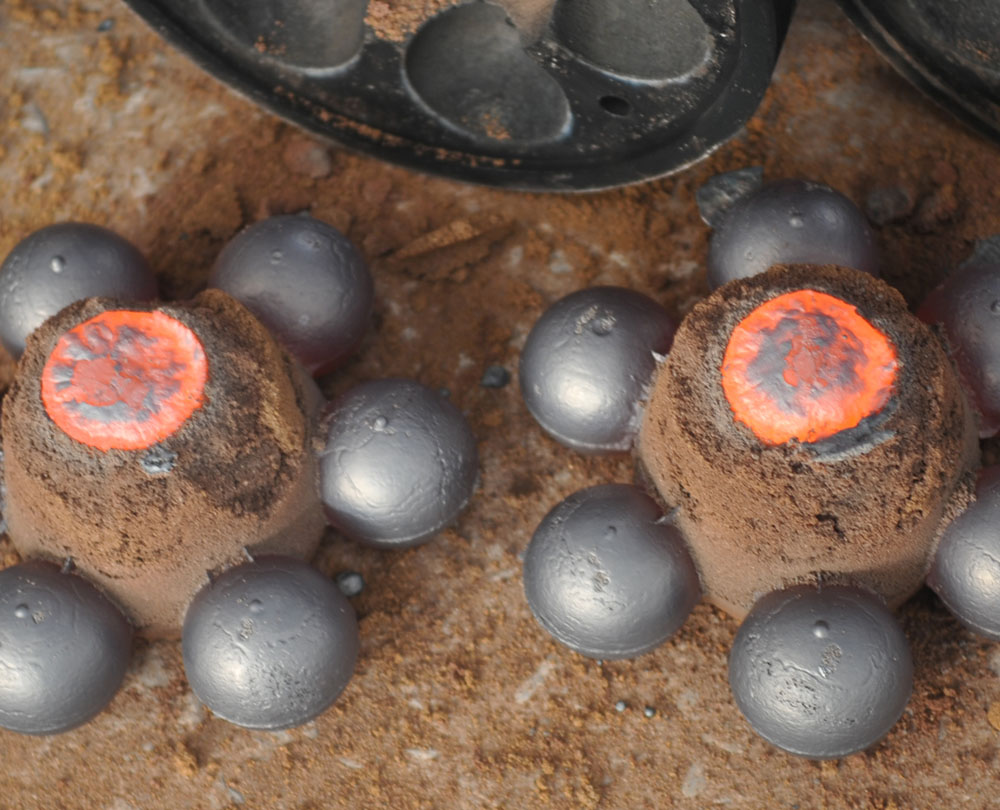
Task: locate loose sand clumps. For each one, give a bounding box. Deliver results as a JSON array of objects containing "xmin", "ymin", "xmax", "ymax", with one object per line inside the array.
[
  {"xmin": 2, "ymin": 290, "xmax": 326, "ymax": 637},
  {"xmin": 638, "ymin": 264, "xmax": 979, "ymax": 620}
]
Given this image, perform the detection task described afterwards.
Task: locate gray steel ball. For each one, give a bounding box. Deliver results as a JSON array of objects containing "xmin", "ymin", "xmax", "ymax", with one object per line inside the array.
[
  {"xmin": 0, "ymin": 561, "xmax": 133, "ymax": 735},
  {"xmin": 919, "ymin": 262, "xmax": 1000, "ymax": 437},
  {"xmin": 0, "ymin": 222, "xmax": 157, "ymax": 357},
  {"xmin": 319, "ymin": 378, "xmax": 478, "ymax": 549},
  {"xmin": 519, "ymin": 287, "xmax": 675, "ymax": 453},
  {"xmin": 729, "ymin": 585, "xmax": 913, "ymax": 759},
  {"xmin": 523, "ymin": 484, "xmax": 700, "ymax": 659},
  {"xmin": 707, "ymin": 179, "xmax": 879, "ymax": 289},
  {"xmin": 928, "ymin": 467, "xmax": 1000, "ymax": 640},
  {"xmin": 208, "ymin": 215, "xmax": 373, "ymax": 375},
  {"xmin": 182, "ymin": 556, "xmax": 359, "ymax": 730}
]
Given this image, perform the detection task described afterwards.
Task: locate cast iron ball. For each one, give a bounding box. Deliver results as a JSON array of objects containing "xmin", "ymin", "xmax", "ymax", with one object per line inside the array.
[
  {"xmin": 920, "ymin": 261, "xmax": 1000, "ymax": 437},
  {"xmin": 729, "ymin": 584, "xmax": 913, "ymax": 759},
  {"xmin": 0, "ymin": 561, "xmax": 133, "ymax": 735},
  {"xmin": 0, "ymin": 222, "xmax": 157, "ymax": 357},
  {"xmin": 519, "ymin": 286, "xmax": 675, "ymax": 453},
  {"xmin": 928, "ymin": 467, "xmax": 1000, "ymax": 640},
  {"xmin": 523, "ymin": 484, "xmax": 701, "ymax": 659},
  {"xmin": 319, "ymin": 378, "xmax": 478, "ymax": 549},
  {"xmin": 707, "ymin": 179, "xmax": 878, "ymax": 289},
  {"xmin": 182, "ymin": 555, "xmax": 359, "ymax": 730},
  {"xmin": 208, "ymin": 214, "xmax": 373, "ymax": 375}
]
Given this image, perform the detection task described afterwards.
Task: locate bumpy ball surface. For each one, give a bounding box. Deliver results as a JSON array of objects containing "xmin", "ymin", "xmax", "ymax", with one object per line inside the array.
[
  {"xmin": 928, "ymin": 467, "xmax": 1000, "ymax": 640},
  {"xmin": 319, "ymin": 379, "xmax": 478, "ymax": 548},
  {"xmin": 519, "ymin": 287, "xmax": 675, "ymax": 453},
  {"xmin": 208, "ymin": 215, "xmax": 373, "ymax": 375},
  {"xmin": 920, "ymin": 262, "xmax": 1000, "ymax": 436},
  {"xmin": 182, "ymin": 556, "xmax": 359, "ymax": 730},
  {"xmin": 729, "ymin": 585, "xmax": 912, "ymax": 759},
  {"xmin": 523, "ymin": 484, "xmax": 700, "ymax": 659},
  {"xmin": 0, "ymin": 561, "xmax": 133, "ymax": 735},
  {"xmin": 707, "ymin": 180, "xmax": 878, "ymax": 289},
  {"xmin": 0, "ymin": 222, "xmax": 157, "ymax": 357}
]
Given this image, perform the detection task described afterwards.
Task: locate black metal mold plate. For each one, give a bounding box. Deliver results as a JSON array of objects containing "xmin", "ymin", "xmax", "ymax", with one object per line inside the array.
[
  {"xmin": 836, "ymin": 0, "xmax": 1000, "ymax": 144},
  {"xmin": 120, "ymin": 0, "xmax": 793, "ymax": 191}
]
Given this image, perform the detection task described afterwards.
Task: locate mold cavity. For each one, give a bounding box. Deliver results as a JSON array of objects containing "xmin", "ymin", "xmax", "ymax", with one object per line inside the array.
[
  {"xmin": 200, "ymin": 0, "xmax": 368, "ymax": 71},
  {"xmin": 553, "ymin": 0, "xmax": 712, "ymax": 81},
  {"xmin": 405, "ymin": 3, "xmax": 571, "ymax": 143},
  {"xmin": 599, "ymin": 95, "xmax": 631, "ymax": 116}
]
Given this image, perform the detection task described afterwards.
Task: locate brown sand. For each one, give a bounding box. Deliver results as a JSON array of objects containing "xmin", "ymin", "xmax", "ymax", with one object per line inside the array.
[
  {"xmin": 366, "ymin": 0, "xmax": 554, "ymax": 42},
  {"xmin": 2, "ymin": 290, "xmax": 325, "ymax": 637},
  {"xmin": 638, "ymin": 264, "xmax": 980, "ymax": 619},
  {"xmin": 2, "ymin": 0, "xmax": 1000, "ymax": 808}
]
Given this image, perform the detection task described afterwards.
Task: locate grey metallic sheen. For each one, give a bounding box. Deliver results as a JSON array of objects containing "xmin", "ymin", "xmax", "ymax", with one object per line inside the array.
[
  {"xmin": 707, "ymin": 179, "xmax": 879, "ymax": 288},
  {"xmin": 729, "ymin": 584, "xmax": 913, "ymax": 759},
  {"xmin": 519, "ymin": 287, "xmax": 675, "ymax": 453},
  {"xmin": 182, "ymin": 556, "xmax": 359, "ymax": 730},
  {"xmin": 319, "ymin": 378, "xmax": 478, "ymax": 548},
  {"xmin": 0, "ymin": 561, "xmax": 133, "ymax": 735},
  {"xmin": 209, "ymin": 215, "xmax": 373, "ymax": 375},
  {"xmin": 928, "ymin": 466, "xmax": 1000, "ymax": 640},
  {"xmin": 523, "ymin": 484, "xmax": 700, "ymax": 659},
  {"xmin": 0, "ymin": 222, "xmax": 157, "ymax": 357}
]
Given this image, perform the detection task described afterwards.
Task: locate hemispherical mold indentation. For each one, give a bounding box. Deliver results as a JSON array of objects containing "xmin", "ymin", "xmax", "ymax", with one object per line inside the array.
[
  {"xmin": 199, "ymin": 0, "xmax": 368, "ymax": 72},
  {"xmin": 552, "ymin": 0, "xmax": 712, "ymax": 81},
  {"xmin": 405, "ymin": 3, "xmax": 571, "ymax": 144}
]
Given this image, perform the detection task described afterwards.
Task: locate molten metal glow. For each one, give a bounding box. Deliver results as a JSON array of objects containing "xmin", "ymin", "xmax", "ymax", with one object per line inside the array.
[
  {"xmin": 721, "ymin": 290, "xmax": 897, "ymax": 445},
  {"xmin": 41, "ymin": 310, "xmax": 207, "ymax": 451}
]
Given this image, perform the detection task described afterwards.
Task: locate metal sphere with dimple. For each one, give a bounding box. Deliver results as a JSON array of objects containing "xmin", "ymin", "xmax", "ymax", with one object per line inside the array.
[
  {"xmin": 928, "ymin": 467, "xmax": 1000, "ymax": 640},
  {"xmin": 208, "ymin": 214, "xmax": 373, "ymax": 375},
  {"xmin": 319, "ymin": 378, "xmax": 478, "ymax": 549},
  {"xmin": 707, "ymin": 179, "xmax": 879, "ymax": 288},
  {"xmin": 0, "ymin": 561, "xmax": 133, "ymax": 735},
  {"xmin": 0, "ymin": 222, "xmax": 157, "ymax": 357},
  {"xmin": 919, "ymin": 262, "xmax": 1000, "ymax": 437},
  {"xmin": 519, "ymin": 287, "xmax": 675, "ymax": 453},
  {"xmin": 729, "ymin": 584, "xmax": 913, "ymax": 759},
  {"xmin": 182, "ymin": 556, "xmax": 359, "ymax": 730},
  {"xmin": 523, "ymin": 484, "xmax": 701, "ymax": 659}
]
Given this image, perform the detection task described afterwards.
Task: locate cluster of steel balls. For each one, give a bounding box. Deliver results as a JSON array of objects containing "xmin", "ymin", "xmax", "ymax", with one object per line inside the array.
[
  {"xmin": 0, "ymin": 216, "xmax": 477, "ymax": 734},
  {"xmin": 2, "ymin": 178, "xmax": 999, "ymax": 764},
  {"xmin": 518, "ymin": 174, "xmax": 1000, "ymax": 759}
]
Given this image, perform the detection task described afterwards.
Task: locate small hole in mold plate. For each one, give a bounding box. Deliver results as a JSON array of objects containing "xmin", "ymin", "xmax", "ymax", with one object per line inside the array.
[
  {"xmin": 599, "ymin": 95, "xmax": 631, "ymax": 116},
  {"xmin": 405, "ymin": 3, "xmax": 571, "ymax": 144}
]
